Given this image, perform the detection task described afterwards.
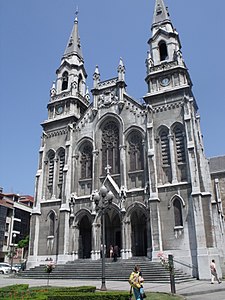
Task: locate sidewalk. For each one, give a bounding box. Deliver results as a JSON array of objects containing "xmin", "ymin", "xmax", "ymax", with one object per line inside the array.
[{"xmin": 0, "ymin": 275, "xmax": 224, "ymax": 298}]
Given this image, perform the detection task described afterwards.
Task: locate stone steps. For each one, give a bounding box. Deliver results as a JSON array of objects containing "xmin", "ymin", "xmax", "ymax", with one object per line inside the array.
[{"xmin": 19, "ymin": 258, "xmax": 195, "ymax": 283}]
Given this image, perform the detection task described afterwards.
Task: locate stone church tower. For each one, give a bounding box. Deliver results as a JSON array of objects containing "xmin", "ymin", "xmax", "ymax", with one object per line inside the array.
[{"xmin": 28, "ymin": 0, "xmax": 225, "ymax": 279}]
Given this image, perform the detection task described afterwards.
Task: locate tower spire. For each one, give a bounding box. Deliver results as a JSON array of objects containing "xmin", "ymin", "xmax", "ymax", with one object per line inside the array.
[
  {"xmin": 64, "ymin": 10, "xmax": 83, "ymax": 60},
  {"xmin": 152, "ymin": 0, "xmax": 171, "ymax": 27}
]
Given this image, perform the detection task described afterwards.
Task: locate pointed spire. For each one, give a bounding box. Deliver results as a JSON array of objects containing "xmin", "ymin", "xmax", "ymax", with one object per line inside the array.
[
  {"xmin": 152, "ymin": 0, "xmax": 170, "ymax": 26},
  {"xmin": 117, "ymin": 57, "xmax": 125, "ymax": 82},
  {"xmin": 64, "ymin": 10, "xmax": 83, "ymax": 59}
]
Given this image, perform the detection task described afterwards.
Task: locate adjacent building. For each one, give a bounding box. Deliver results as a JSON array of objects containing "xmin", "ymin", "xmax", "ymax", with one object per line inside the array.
[
  {"xmin": 0, "ymin": 191, "xmax": 33, "ymax": 263},
  {"xmin": 27, "ymin": 0, "xmax": 225, "ymax": 279}
]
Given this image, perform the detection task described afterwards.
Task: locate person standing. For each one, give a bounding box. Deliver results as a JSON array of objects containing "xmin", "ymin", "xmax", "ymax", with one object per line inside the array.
[
  {"xmin": 109, "ymin": 245, "xmax": 113, "ymax": 259},
  {"xmin": 210, "ymin": 259, "xmax": 221, "ymax": 284},
  {"xmin": 113, "ymin": 245, "xmax": 119, "ymax": 262}
]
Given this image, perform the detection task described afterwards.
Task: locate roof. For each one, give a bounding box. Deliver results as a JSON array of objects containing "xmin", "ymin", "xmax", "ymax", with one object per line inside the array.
[{"xmin": 209, "ymin": 156, "xmax": 225, "ymax": 174}]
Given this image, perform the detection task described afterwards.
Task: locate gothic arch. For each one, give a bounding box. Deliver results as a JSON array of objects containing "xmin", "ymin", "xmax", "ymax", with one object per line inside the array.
[
  {"xmin": 78, "ymin": 141, "xmax": 93, "ymax": 180},
  {"xmin": 78, "ymin": 74, "xmax": 83, "ymax": 95},
  {"xmin": 168, "ymin": 194, "xmax": 185, "ymax": 209},
  {"xmin": 45, "ymin": 149, "xmax": 56, "ymax": 198},
  {"xmin": 75, "ymin": 209, "xmax": 92, "ymax": 259},
  {"xmin": 168, "ymin": 195, "xmax": 185, "ymax": 228},
  {"xmin": 171, "ymin": 122, "xmax": 187, "ymax": 181},
  {"xmin": 158, "ymin": 40, "xmax": 168, "ymax": 61},
  {"xmin": 127, "ymin": 203, "xmax": 148, "ymax": 256},
  {"xmin": 62, "ymin": 71, "xmax": 69, "ymax": 91},
  {"xmin": 46, "ymin": 210, "xmax": 58, "ymax": 237},
  {"xmin": 96, "ymin": 115, "xmax": 122, "ymax": 176},
  {"xmin": 126, "ymin": 129, "xmax": 144, "ymax": 172}
]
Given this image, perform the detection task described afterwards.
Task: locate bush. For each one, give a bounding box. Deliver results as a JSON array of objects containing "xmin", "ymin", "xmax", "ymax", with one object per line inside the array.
[{"xmin": 47, "ymin": 291, "xmax": 130, "ymax": 300}]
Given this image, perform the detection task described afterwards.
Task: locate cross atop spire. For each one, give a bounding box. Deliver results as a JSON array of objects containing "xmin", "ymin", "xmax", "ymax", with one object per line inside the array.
[
  {"xmin": 152, "ymin": 0, "xmax": 170, "ymax": 27},
  {"xmin": 63, "ymin": 9, "xmax": 83, "ymax": 60}
]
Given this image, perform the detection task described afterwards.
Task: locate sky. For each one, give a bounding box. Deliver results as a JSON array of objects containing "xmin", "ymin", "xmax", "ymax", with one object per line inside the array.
[{"xmin": 0, "ymin": 0, "xmax": 225, "ymax": 196}]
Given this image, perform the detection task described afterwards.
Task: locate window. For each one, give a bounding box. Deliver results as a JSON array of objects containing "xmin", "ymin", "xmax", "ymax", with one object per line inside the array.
[
  {"xmin": 78, "ymin": 74, "xmax": 82, "ymax": 94},
  {"xmin": 48, "ymin": 151, "xmax": 55, "ymax": 186},
  {"xmin": 102, "ymin": 121, "xmax": 120, "ymax": 174},
  {"xmin": 160, "ymin": 130, "xmax": 170, "ymax": 166},
  {"xmin": 80, "ymin": 144, "xmax": 93, "ymax": 179},
  {"xmin": 174, "ymin": 126, "xmax": 186, "ymax": 164},
  {"xmin": 49, "ymin": 211, "xmax": 55, "ymax": 236},
  {"xmin": 173, "ymin": 198, "xmax": 183, "ymax": 227},
  {"xmin": 62, "ymin": 71, "xmax": 68, "ymax": 91},
  {"xmin": 58, "ymin": 149, "xmax": 65, "ymax": 185},
  {"xmin": 159, "ymin": 41, "xmax": 168, "ymax": 61},
  {"xmin": 128, "ymin": 131, "xmax": 144, "ymax": 171}
]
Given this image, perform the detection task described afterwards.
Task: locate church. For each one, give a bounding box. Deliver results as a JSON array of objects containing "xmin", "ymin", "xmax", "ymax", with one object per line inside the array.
[{"xmin": 28, "ymin": 0, "xmax": 225, "ymax": 279}]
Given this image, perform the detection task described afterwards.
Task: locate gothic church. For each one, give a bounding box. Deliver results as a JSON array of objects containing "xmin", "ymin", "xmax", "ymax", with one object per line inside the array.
[{"xmin": 28, "ymin": 0, "xmax": 225, "ymax": 279}]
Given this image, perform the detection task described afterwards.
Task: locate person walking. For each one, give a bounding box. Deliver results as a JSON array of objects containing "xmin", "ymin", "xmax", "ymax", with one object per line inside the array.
[
  {"xmin": 210, "ymin": 259, "xmax": 222, "ymax": 284},
  {"xmin": 129, "ymin": 265, "xmax": 146, "ymax": 300}
]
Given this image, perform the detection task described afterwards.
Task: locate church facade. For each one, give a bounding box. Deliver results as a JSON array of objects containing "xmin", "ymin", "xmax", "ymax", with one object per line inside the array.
[{"xmin": 28, "ymin": 0, "xmax": 225, "ymax": 279}]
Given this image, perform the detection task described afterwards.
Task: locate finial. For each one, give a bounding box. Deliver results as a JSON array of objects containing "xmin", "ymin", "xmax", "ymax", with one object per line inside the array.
[
  {"xmin": 119, "ymin": 57, "xmax": 124, "ymax": 67},
  {"xmin": 75, "ymin": 5, "xmax": 79, "ymax": 21},
  {"xmin": 94, "ymin": 65, "xmax": 100, "ymax": 75}
]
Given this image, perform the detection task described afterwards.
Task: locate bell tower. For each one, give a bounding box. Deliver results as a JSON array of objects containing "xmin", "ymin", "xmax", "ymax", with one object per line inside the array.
[
  {"xmin": 46, "ymin": 14, "xmax": 89, "ymax": 125},
  {"xmin": 144, "ymin": 0, "xmax": 193, "ymax": 102}
]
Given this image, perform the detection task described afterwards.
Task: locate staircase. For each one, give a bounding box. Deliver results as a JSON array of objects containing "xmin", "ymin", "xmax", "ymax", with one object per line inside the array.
[{"xmin": 19, "ymin": 257, "xmax": 194, "ymax": 283}]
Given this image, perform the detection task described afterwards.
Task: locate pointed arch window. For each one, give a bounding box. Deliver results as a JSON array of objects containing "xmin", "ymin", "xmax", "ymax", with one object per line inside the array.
[
  {"xmin": 174, "ymin": 126, "xmax": 186, "ymax": 164},
  {"xmin": 80, "ymin": 144, "xmax": 93, "ymax": 179},
  {"xmin": 160, "ymin": 130, "xmax": 170, "ymax": 166},
  {"xmin": 159, "ymin": 41, "xmax": 168, "ymax": 61},
  {"xmin": 102, "ymin": 121, "xmax": 120, "ymax": 175},
  {"xmin": 173, "ymin": 198, "xmax": 183, "ymax": 227},
  {"xmin": 49, "ymin": 211, "xmax": 55, "ymax": 236},
  {"xmin": 58, "ymin": 149, "xmax": 65, "ymax": 184},
  {"xmin": 128, "ymin": 131, "xmax": 144, "ymax": 171},
  {"xmin": 48, "ymin": 151, "xmax": 55, "ymax": 187},
  {"xmin": 78, "ymin": 74, "xmax": 82, "ymax": 95},
  {"xmin": 62, "ymin": 71, "xmax": 68, "ymax": 91}
]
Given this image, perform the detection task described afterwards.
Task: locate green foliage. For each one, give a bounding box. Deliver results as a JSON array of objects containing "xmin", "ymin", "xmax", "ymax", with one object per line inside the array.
[
  {"xmin": 17, "ymin": 235, "xmax": 29, "ymax": 249},
  {"xmin": 0, "ymin": 285, "xmax": 184, "ymax": 300},
  {"xmin": 47, "ymin": 291, "xmax": 130, "ymax": 300}
]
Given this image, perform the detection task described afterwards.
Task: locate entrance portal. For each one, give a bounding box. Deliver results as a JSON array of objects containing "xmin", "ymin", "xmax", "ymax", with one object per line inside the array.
[
  {"xmin": 105, "ymin": 209, "xmax": 121, "ymax": 257},
  {"xmin": 131, "ymin": 209, "xmax": 147, "ymax": 256},
  {"xmin": 79, "ymin": 215, "xmax": 92, "ymax": 258}
]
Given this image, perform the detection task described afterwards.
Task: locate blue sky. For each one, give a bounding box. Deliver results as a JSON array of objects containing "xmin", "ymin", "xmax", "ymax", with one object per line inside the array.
[{"xmin": 0, "ymin": 0, "xmax": 225, "ymax": 195}]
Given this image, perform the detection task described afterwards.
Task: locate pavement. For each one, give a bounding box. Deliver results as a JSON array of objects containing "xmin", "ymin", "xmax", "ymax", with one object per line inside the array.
[{"xmin": 0, "ymin": 275, "xmax": 225, "ymax": 299}]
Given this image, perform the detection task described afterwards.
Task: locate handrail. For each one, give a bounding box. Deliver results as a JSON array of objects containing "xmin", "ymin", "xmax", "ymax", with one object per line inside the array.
[{"xmin": 173, "ymin": 258, "xmax": 198, "ymax": 270}]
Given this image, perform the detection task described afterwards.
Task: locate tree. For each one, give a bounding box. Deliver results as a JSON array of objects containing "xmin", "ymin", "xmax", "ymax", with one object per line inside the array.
[{"xmin": 17, "ymin": 235, "xmax": 29, "ymax": 259}]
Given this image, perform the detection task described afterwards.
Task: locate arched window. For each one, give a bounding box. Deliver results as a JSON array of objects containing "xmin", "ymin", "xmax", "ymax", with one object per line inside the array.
[
  {"xmin": 128, "ymin": 131, "xmax": 144, "ymax": 171},
  {"xmin": 159, "ymin": 41, "xmax": 168, "ymax": 61},
  {"xmin": 49, "ymin": 211, "xmax": 55, "ymax": 236},
  {"xmin": 80, "ymin": 144, "xmax": 93, "ymax": 179},
  {"xmin": 62, "ymin": 71, "xmax": 68, "ymax": 91},
  {"xmin": 173, "ymin": 198, "xmax": 183, "ymax": 227},
  {"xmin": 78, "ymin": 74, "xmax": 82, "ymax": 94},
  {"xmin": 160, "ymin": 130, "xmax": 170, "ymax": 166},
  {"xmin": 174, "ymin": 126, "xmax": 186, "ymax": 164},
  {"xmin": 48, "ymin": 151, "xmax": 55, "ymax": 187},
  {"xmin": 58, "ymin": 149, "xmax": 65, "ymax": 185},
  {"xmin": 102, "ymin": 121, "xmax": 120, "ymax": 175}
]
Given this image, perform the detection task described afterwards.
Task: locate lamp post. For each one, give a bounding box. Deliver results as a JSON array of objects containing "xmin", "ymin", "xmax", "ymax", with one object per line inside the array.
[
  {"xmin": 93, "ymin": 185, "xmax": 113, "ymax": 291},
  {"xmin": 11, "ymin": 233, "xmax": 16, "ymax": 273}
]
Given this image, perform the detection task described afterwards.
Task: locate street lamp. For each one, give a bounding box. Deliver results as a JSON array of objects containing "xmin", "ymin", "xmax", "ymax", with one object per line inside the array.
[
  {"xmin": 11, "ymin": 233, "xmax": 16, "ymax": 273},
  {"xmin": 93, "ymin": 185, "xmax": 113, "ymax": 291}
]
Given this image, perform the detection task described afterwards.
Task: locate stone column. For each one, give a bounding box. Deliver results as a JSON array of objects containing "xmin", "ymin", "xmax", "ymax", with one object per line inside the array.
[{"xmin": 149, "ymin": 199, "xmax": 162, "ymax": 259}]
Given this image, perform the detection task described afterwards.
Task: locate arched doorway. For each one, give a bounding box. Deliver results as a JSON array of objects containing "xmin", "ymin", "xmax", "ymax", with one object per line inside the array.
[
  {"xmin": 131, "ymin": 209, "xmax": 147, "ymax": 256},
  {"xmin": 79, "ymin": 215, "xmax": 92, "ymax": 258},
  {"xmin": 105, "ymin": 208, "xmax": 121, "ymax": 257}
]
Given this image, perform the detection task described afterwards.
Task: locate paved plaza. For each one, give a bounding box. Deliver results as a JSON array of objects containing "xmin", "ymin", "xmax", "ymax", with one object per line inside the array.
[{"xmin": 0, "ymin": 275, "xmax": 225, "ymax": 300}]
